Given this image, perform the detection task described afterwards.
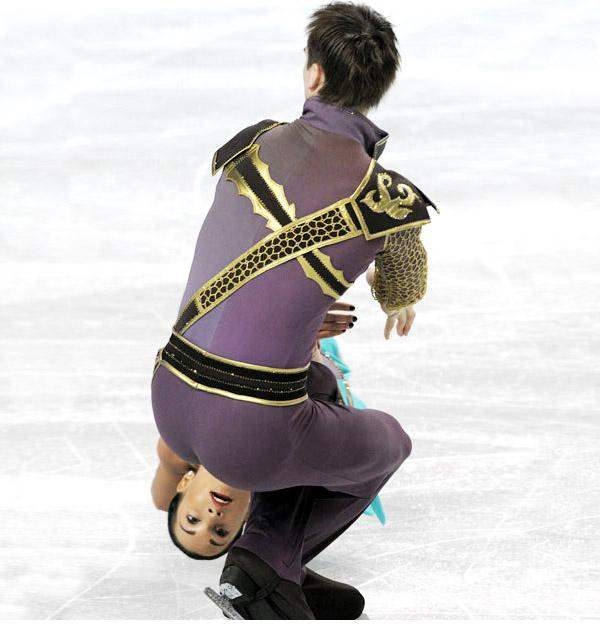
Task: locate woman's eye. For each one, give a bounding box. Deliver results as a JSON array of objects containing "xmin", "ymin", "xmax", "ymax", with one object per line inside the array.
[{"xmin": 186, "ymin": 514, "xmax": 198, "ymax": 524}]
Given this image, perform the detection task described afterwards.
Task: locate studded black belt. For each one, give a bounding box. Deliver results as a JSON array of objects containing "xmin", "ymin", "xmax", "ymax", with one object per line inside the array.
[{"xmin": 154, "ymin": 332, "xmax": 309, "ymax": 406}]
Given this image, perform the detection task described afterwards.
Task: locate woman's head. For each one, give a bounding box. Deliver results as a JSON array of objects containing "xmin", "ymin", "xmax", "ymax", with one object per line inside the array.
[{"xmin": 167, "ymin": 465, "xmax": 251, "ymax": 559}]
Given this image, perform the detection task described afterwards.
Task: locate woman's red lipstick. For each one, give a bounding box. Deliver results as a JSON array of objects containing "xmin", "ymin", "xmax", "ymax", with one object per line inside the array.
[{"xmin": 210, "ymin": 491, "xmax": 233, "ymax": 507}]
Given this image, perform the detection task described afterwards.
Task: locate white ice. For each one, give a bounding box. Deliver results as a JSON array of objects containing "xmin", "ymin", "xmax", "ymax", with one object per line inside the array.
[{"xmin": 1, "ymin": 0, "xmax": 599, "ymax": 619}]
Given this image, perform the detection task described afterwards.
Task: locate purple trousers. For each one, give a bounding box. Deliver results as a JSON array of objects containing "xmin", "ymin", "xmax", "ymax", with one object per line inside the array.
[{"xmin": 152, "ymin": 359, "xmax": 412, "ymax": 584}]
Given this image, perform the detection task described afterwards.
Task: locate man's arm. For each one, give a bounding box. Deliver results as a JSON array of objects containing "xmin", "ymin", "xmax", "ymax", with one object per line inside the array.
[
  {"xmin": 367, "ymin": 226, "xmax": 428, "ymax": 339},
  {"xmin": 151, "ymin": 437, "xmax": 197, "ymax": 512}
]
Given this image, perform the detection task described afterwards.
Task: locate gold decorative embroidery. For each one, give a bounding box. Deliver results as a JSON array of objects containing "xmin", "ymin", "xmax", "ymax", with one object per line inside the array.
[
  {"xmin": 156, "ymin": 359, "xmax": 309, "ymax": 406},
  {"xmin": 173, "ymin": 201, "xmax": 360, "ymax": 333},
  {"xmin": 226, "ymin": 143, "xmax": 351, "ymax": 297},
  {"xmin": 371, "ymin": 226, "xmax": 428, "ymax": 312},
  {"xmin": 360, "ymin": 172, "xmax": 417, "ymax": 220},
  {"xmin": 296, "ymin": 249, "xmax": 352, "ymax": 299},
  {"xmin": 226, "ymin": 144, "xmax": 296, "ymax": 230},
  {"xmin": 303, "ymin": 248, "xmax": 351, "ymax": 289}
]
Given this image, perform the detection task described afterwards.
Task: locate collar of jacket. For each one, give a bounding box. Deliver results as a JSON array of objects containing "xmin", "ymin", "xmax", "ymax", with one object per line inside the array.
[{"xmin": 299, "ymin": 95, "xmax": 389, "ymax": 159}]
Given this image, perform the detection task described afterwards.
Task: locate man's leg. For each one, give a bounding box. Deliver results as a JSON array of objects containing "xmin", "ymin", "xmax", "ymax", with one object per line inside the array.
[
  {"xmin": 220, "ymin": 466, "xmax": 402, "ymax": 619},
  {"xmin": 234, "ymin": 401, "xmax": 411, "ymax": 584},
  {"xmin": 296, "ymin": 471, "xmax": 399, "ymax": 619},
  {"xmin": 233, "ymin": 465, "xmax": 399, "ymax": 581},
  {"xmin": 212, "ymin": 401, "xmax": 411, "ymax": 618}
]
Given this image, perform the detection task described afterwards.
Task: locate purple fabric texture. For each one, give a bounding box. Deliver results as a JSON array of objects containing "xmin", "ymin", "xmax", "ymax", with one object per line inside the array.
[
  {"xmin": 176, "ymin": 96, "xmax": 385, "ymax": 369},
  {"xmin": 151, "ymin": 96, "xmax": 412, "ymax": 585}
]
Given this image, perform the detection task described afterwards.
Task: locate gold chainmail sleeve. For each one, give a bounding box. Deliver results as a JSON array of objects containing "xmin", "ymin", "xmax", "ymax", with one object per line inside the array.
[{"xmin": 370, "ymin": 226, "xmax": 428, "ymax": 314}]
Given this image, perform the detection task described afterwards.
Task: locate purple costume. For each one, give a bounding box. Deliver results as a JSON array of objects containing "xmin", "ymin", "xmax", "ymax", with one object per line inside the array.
[{"xmin": 151, "ymin": 96, "xmax": 418, "ymax": 585}]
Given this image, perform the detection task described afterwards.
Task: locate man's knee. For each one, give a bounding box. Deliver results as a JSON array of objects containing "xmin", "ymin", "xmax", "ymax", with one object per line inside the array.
[{"xmin": 390, "ymin": 419, "xmax": 412, "ymax": 468}]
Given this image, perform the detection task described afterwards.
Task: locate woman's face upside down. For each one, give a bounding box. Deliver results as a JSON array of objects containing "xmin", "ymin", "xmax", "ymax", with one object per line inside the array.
[{"xmin": 173, "ymin": 465, "xmax": 251, "ymax": 557}]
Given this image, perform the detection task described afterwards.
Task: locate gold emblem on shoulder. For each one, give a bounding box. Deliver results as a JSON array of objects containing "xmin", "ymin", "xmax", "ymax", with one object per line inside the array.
[{"xmin": 360, "ymin": 172, "xmax": 418, "ymax": 220}]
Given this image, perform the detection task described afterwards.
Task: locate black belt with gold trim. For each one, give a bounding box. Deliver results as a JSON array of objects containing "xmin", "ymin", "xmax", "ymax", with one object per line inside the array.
[{"xmin": 155, "ymin": 333, "xmax": 309, "ymax": 406}]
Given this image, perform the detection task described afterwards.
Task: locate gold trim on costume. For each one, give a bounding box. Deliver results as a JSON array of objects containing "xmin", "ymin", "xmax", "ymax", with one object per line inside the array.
[
  {"xmin": 171, "ymin": 330, "xmax": 310, "ymax": 374},
  {"xmin": 296, "ymin": 249, "xmax": 352, "ymax": 298},
  {"xmin": 211, "ymin": 121, "xmax": 285, "ymax": 176},
  {"xmin": 296, "ymin": 256, "xmax": 340, "ymax": 299},
  {"xmin": 360, "ymin": 172, "xmax": 417, "ymax": 219},
  {"xmin": 173, "ymin": 200, "xmax": 361, "ymax": 333},
  {"xmin": 373, "ymin": 135, "xmax": 389, "ymax": 160},
  {"xmin": 350, "ymin": 197, "xmax": 430, "ymax": 241},
  {"xmin": 226, "ymin": 143, "xmax": 351, "ymax": 297},
  {"xmin": 350, "ymin": 158, "xmax": 377, "ymax": 200},
  {"xmin": 349, "ymin": 158, "xmax": 431, "ymax": 240},
  {"xmin": 226, "ymin": 167, "xmax": 283, "ymax": 231},
  {"xmin": 225, "ymin": 144, "xmax": 296, "ymax": 230},
  {"xmin": 244, "ymin": 144, "xmax": 296, "ymax": 223},
  {"xmin": 152, "ymin": 348, "xmax": 163, "ymax": 381},
  {"xmin": 310, "ymin": 248, "xmax": 352, "ymax": 288},
  {"xmin": 156, "ymin": 360, "xmax": 308, "ymax": 406}
]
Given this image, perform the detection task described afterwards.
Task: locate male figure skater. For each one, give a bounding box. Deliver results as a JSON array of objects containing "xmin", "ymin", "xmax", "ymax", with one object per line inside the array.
[{"xmin": 151, "ymin": 1, "xmax": 436, "ymax": 618}]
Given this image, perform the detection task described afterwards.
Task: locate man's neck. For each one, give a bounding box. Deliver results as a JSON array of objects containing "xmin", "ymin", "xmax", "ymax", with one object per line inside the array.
[{"xmin": 299, "ymin": 94, "xmax": 389, "ymax": 159}]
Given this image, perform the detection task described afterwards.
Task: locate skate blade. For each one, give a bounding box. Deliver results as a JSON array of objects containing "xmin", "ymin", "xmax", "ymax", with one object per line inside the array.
[{"xmin": 204, "ymin": 586, "xmax": 244, "ymax": 620}]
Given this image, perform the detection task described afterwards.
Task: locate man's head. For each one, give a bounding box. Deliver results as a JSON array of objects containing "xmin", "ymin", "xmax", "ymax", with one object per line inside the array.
[
  {"xmin": 167, "ymin": 465, "xmax": 251, "ymax": 559},
  {"xmin": 303, "ymin": 2, "xmax": 400, "ymax": 112}
]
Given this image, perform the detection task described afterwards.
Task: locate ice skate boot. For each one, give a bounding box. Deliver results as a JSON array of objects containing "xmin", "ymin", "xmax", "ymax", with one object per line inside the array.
[
  {"xmin": 204, "ymin": 546, "xmax": 315, "ymax": 620},
  {"xmin": 302, "ymin": 567, "xmax": 365, "ymax": 619}
]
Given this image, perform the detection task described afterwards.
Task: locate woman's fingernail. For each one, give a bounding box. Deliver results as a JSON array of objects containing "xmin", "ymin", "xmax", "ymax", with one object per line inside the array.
[
  {"xmin": 350, "ymin": 305, "xmax": 355, "ymax": 310},
  {"xmin": 349, "ymin": 322, "xmax": 354, "ymax": 328},
  {"xmin": 352, "ymin": 316, "xmax": 357, "ymax": 321}
]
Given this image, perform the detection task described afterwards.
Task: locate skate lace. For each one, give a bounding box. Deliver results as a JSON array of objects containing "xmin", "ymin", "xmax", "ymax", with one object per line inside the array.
[{"xmin": 232, "ymin": 575, "xmax": 282, "ymax": 607}]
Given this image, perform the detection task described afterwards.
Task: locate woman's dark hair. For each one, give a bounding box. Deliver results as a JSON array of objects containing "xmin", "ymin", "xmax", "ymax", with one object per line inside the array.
[
  {"xmin": 306, "ymin": 1, "xmax": 400, "ymax": 110},
  {"xmin": 167, "ymin": 492, "xmax": 245, "ymax": 560}
]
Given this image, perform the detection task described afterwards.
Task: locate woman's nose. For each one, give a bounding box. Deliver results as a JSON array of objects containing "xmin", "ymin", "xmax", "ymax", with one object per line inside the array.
[{"xmin": 208, "ymin": 507, "xmax": 222, "ymax": 516}]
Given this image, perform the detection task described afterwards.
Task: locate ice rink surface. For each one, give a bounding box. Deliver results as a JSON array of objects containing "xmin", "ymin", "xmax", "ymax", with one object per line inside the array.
[{"xmin": 1, "ymin": 0, "xmax": 599, "ymax": 619}]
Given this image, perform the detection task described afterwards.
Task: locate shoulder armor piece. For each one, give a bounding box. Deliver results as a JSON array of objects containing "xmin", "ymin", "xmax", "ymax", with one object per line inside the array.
[
  {"xmin": 350, "ymin": 161, "xmax": 438, "ymax": 240},
  {"xmin": 212, "ymin": 119, "xmax": 286, "ymax": 175}
]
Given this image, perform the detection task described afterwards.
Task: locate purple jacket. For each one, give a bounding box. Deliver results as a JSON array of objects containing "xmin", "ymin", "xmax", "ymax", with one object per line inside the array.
[{"xmin": 175, "ymin": 96, "xmax": 391, "ymax": 369}]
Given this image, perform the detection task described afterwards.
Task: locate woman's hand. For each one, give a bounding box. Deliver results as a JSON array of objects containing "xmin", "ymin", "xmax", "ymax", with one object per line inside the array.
[{"xmin": 317, "ymin": 301, "xmax": 357, "ymax": 339}]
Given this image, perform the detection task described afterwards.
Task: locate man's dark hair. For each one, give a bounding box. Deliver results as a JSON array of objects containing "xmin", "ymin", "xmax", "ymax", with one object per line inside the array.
[
  {"xmin": 306, "ymin": 1, "xmax": 400, "ymax": 110},
  {"xmin": 167, "ymin": 492, "xmax": 244, "ymax": 560}
]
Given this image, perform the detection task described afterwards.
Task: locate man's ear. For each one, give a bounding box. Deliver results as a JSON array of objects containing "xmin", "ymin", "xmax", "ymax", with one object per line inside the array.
[{"xmin": 306, "ymin": 62, "xmax": 326, "ymax": 96}]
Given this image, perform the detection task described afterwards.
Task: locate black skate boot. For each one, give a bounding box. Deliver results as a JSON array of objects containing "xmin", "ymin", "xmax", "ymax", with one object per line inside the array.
[
  {"xmin": 204, "ymin": 546, "xmax": 315, "ymax": 620},
  {"xmin": 302, "ymin": 567, "xmax": 365, "ymax": 619}
]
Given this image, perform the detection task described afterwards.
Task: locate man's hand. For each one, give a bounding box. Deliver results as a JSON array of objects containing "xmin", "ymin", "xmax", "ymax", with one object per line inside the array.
[
  {"xmin": 383, "ymin": 305, "xmax": 416, "ymax": 340},
  {"xmin": 366, "ymin": 263, "xmax": 416, "ymax": 339},
  {"xmin": 317, "ymin": 301, "xmax": 357, "ymax": 339}
]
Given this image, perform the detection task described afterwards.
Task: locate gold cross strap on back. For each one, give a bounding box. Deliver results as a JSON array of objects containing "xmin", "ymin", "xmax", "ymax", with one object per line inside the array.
[{"xmin": 173, "ymin": 156, "xmax": 435, "ymax": 335}]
